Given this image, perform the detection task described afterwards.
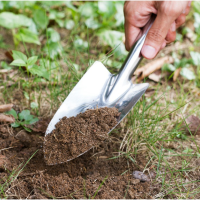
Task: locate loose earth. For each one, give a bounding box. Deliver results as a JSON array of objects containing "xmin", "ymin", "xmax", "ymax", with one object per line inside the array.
[
  {"xmin": 0, "ymin": 108, "xmax": 159, "ymax": 199},
  {"xmin": 44, "ymin": 107, "xmax": 120, "ymax": 165}
]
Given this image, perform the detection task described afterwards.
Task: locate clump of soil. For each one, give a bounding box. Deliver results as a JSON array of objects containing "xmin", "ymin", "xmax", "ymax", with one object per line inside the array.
[
  {"xmin": 0, "ymin": 119, "xmax": 161, "ymax": 199},
  {"xmin": 44, "ymin": 107, "xmax": 120, "ymax": 165}
]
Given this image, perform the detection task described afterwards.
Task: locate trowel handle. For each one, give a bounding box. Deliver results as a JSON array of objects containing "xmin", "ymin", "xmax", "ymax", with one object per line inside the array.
[
  {"xmin": 103, "ymin": 15, "xmax": 155, "ymax": 105},
  {"xmin": 119, "ymin": 14, "xmax": 156, "ymax": 77}
]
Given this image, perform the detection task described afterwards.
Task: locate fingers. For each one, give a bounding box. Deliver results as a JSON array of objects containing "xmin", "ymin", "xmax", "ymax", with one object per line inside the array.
[
  {"xmin": 141, "ymin": 14, "xmax": 175, "ymax": 59},
  {"xmin": 124, "ymin": 1, "xmax": 157, "ymax": 51},
  {"xmin": 176, "ymin": 14, "xmax": 186, "ymax": 28},
  {"xmin": 141, "ymin": 1, "xmax": 188, "ymax": 59},
  {"xmin": 124, "ymin": 22, "xmax": 141, "ymax": 51},
  {"xmin": 165, "ymin": 22, "xmax": 176, "ymax": 43}
]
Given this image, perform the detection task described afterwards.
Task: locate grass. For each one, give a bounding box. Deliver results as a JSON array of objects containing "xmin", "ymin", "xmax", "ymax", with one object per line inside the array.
[
  {"xmin": 118, "ymin": 85, "xmax": 200, "ymax": 198},
  {"xmin": 0, "ymin": 150, "xmax": 38, "ymax": 198},
  {"xmin": 0, "ymin": 1, "xmax": 200, "ymax": 199}
]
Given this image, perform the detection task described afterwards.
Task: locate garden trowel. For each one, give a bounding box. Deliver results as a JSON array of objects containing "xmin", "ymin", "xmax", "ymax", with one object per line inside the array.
[{"xmin": 45, "ymin": 16, "xmax": 155, "ymax": 164}]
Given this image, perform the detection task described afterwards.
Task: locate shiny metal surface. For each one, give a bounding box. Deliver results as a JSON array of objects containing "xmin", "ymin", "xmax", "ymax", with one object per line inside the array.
[{"xmin": 45, "ymin": 16, "xmax": 155, "ymax": 163}]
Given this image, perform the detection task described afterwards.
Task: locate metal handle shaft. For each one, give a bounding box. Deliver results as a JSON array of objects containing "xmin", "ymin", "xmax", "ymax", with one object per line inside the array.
[{"xmin": 103, "ymin": 15, "xmax": 155, "ymax": 106}]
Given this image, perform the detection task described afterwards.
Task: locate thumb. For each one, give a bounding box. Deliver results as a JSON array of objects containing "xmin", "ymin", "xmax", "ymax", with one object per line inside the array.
[{"xmin": 141, "ymin": 14, "xmax": 176, "ymax": 59}]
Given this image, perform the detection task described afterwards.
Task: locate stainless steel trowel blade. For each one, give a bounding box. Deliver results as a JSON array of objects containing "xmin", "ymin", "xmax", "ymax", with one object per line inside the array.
[{"xmin": 45, "ymin": 61, "xmax": 148, "ymax": 163}]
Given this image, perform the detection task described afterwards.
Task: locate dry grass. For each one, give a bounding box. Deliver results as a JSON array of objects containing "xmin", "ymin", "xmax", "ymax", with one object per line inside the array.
[{"xmin": 119, "ymin": 80, "xmax": 200, "ymax": 198}]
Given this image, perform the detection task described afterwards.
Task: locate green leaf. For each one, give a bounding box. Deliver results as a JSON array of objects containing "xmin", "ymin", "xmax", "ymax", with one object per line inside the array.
[
  {"xmin": 27, "ymin": 117, "xmax": 39, "ymax": 124},
  {"xmin": 31, "ymin": 102, "xmax": 38, "ymax": 109},
  {"xmin": 47, "ymin": 28, "xmax": 60, "ymax": 42},
  {"xmin": 193, "ymin": 1, "xmax": 200, "ymax": 13},
  {"xmin": 29, "ymin": 64, "xmax": 50, "ymax": 80},
  {"xmin": 27, "ymin": 56, "xmax": 38, "ymax": 66},
  {"xmin": 64, "ymin": 19, "xmax": 75, "ymax": 30},
  {"xmin": 11, "ymin": 122, "xmax": 21, "ymax": 128},
  {"xmin": 183, "ymin": 147, "xmax": 193, "ymax": 154},
  {"xmin": 0, "ymin": 12, "xmax": 32, "ymax": 29},
  {"xmin": 15, "ymin": 28, "xmax": 40, "ymax": 45},
  {"xmin": 10, "ymin": 59, "xmax": 26, "ymax": 66},
  {"xmin": 23, "ymin": 126, "xmax": 32, "ymax": 132},
  {"xmin": 180, "ymin": 68, "xmax": 196, "ymax": 80},
  {"xmin": 194, "ymin": 12, "xmax": 200, "ymax": 31},
  {"xmin": 74, "ymin": 37, "xmax": 88, "ymax": 49},
  {"xmin": 28, "ymin": 19, "xmax": 38, "ymax": 34},
  {"xmin": 1, "ymin": 61, "xmax": 12, "ymax": 70},
  {"xmin": 33, "ymin": 8, "xmax": 49, "ymax": 30},
  {"xmin": 6, "ymin": 108, "xmax": 18, "ymax": 119},
  {"xmin": 49, "ymin": 10, "xmax": 57, "ymax": 20},
  {"xmin": 55, "ymin": 19, "xmax": 64, "ymax": 27},
  {"xmin": 79, "ymin": 2, "xmax": 97, "ymax": 18},
  {"xmin": 0, "ymin": 1, "xmax": 4, "ymax": 10},
  {"xmin": 12, "ymin": 50, "xmax": 27, "ymax": 62},
  {"xmin": 24, "ymin": 91, "xmax": 29, "ymax": 100},
  {"xmin": 65, "ymin": 1, "xmax": 77, "ymax": 12},
  {"xmin": 162, "ymin": 63, "xmax": 176, "ymax": 72},
  {"xmin": 19, "ymin": 110, "xmax": 31, "ymax": 121},
  {"xmin": 97, "ymin": 30, "xmax": 127, "ymax": 59},
  {"xmin": 41, "ymin": 1, "xmax": 65, "ymax": 7},
  {"xmin": 98, "ymin": 1, "xmax": 115, "ymax": 15},
  {"xmin": 43, "ymin": 42, "xmax": 63, "ymax": 59},
  {"xmin": 98, "ymin": 30, "xmax": 124, "ymax": 47},
  {"xmin": 24, "ymin": 114, "xmax": 34, "ymax": 122},
  {"xmin": 190, "ymin": 51, "xmax": 200, "ymax": 66},
  {"xmin": 56, "ymin": 12, "xmax": 65, "ymax": 18},
  {"xmin": 85, "ymin": 18, "xmax": 100, "ymax": 29},
  {"xmin": 115, "ymin": 2, "xmax": 124, "ymax": 26}
]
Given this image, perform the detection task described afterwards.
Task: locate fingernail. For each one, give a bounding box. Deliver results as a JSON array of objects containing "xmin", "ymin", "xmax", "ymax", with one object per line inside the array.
[
  {"xmin": 188, "ymin": 1, "xmax": 192, "ymax": 7},
  {"xmin": 141, "ymin": 45, "xmax": 156, "ymax": 59},
  {"xmin": 171, "ymin": 22, "xmax": 176, "ymax": 32}
]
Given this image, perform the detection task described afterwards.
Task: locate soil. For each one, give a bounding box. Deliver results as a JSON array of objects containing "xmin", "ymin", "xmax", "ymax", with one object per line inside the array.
[
  {"xmin": 0, "ymin": 118, "xmax": 159, "ymax": 199},
  {"xmin": 44, "ymin": 107, "xmax": 120, "ymax": 165}
]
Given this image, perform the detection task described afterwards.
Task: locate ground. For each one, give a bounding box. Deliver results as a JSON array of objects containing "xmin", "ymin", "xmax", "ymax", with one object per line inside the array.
[{"xmin": 0, "ymin": 1, "xmax": 200, "ymax": 199}]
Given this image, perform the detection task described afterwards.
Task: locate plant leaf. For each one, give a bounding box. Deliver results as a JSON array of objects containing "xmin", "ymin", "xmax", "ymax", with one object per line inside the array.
[
  {"xmin": 43, "ymin": 42, "xmax": 63, "ymax": 59},
  {"xmin": 11, "ymin": 122, "xmax": 21, "ymax": 127},
  {"xmin": 79, "ymin": 2, "xmax": 97, "ymax": 18},
  {"xmin": 31, "ymin": 102, "xmax": 38, "ymax": 109},
  {"xmin": 55, "ymin": 18, "xmax": 64, "ymax": 28},
  {"xmin": 64, "ymin": 19, "xmax": 75, "ymax": 30},
  {"xmin": 180, "ymin": 68, "xmax": 196, "ymax": 80},
  {"xmin": 190, "ymin": 51, "xmax": 200, "ymax": 66},
  {"xmin": 15, "ymin": 28, "xmax": 40, "ymax": 45},
  {"xmin": 98, "ymin": 1, "xmax": 115, "ymax": 16},
  {"xmin": 10, "ymin": 59, "xmax": 26, "ymax": 66},
  {"xmin": 6, "ymin": 108, "xmax": 18, "ymax": 119},
  {"xmin": 98, "ymin": 30, "xmax": 127, "ymax": 59},
  {"xmin": 29, "ymin": 64, "xmax": 50, "ymax": 80},
  {"xmin": 47, "ymin": 28, "xmax": 60, "ymax": 42},
  {"xmin": 1, "ymin": 61, "xmax": 12, "ymax": 70},
  {"xmin": 12, "ymin": 50, "xmax": 27, "ymax": 62},
  {"xmin": 27, "ymin": 56, "xmax": 38, "ymax": 66},
  {"xmin": 33, "ymin": 8, "xmax": 49, "ymax": 30},
  {"xmin": 162, "ymin": 63, "xmax": 176, "ymax": 72},
  {"xmin": 115, "ymin": 2, "xmax": 124, "ymax": 26},
  {"xmin": 19, "ymin": 110, "xmax": 31, "ymax": 121},
  {"xmin": 23, "ymin": 126, "xmax": 32, "ymax": 132},
  {"xmin": 74, "ymin": 37, "xmax": 88, "ymax": 49},
  {"xmin": 85, "ymin": 17, "xmax": 100, "ymax": 29},
  {"xmin": 0, "ymin": 12, "xmax": 32, "ymax": 29},
  {"xmin": 27, "ymin": 117, "xmax": 39, "ymax": 124}
]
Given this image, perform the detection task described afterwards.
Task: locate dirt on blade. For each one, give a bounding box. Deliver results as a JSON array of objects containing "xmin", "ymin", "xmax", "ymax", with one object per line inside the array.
[{"xmin": 44, "ymin": 107, "xmax": 120, "ymax": 165}]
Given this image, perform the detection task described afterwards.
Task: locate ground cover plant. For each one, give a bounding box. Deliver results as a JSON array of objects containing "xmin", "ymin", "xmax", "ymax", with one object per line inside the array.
[{"xmin": 0, "ymin": 1, "xmax": 200, "ymax": 199}]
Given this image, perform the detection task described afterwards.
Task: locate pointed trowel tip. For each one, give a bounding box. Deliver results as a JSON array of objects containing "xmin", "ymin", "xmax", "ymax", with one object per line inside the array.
[
  {"xmin": 134, "ymin": 83, "xmax": 149, "ymax": 93},
  {"xmin": 141, "ymin": 82, "xmax": 149, "ymax": 91}
]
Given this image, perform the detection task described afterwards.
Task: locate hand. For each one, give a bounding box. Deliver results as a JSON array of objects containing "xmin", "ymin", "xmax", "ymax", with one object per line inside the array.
[{"xmin": 124, "ymin": 1, "xmax": 191, "ymax": 59}]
